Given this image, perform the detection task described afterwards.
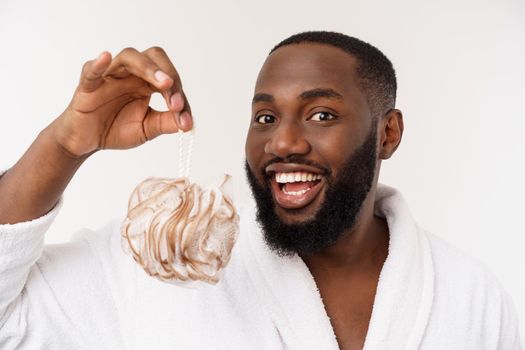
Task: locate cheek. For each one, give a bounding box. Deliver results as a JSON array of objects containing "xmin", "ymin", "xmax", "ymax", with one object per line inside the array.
[
  {"xmin": 308, "ymin": 129, "xmax": 355, "ymax": 171},
  {"xmin": 245, "ymin": 130, "xmax": 266, "ymax": 171}
]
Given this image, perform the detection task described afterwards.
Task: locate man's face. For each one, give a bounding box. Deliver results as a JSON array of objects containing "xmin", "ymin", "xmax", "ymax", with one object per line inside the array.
[{"xmin": 245, "ymin": 43, "xmax": 378, "ymax": 256}]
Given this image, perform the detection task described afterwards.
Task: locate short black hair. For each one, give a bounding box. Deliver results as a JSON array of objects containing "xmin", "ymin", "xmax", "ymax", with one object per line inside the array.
[{"xmin": 271, "ymin": 31, "xmax": 397, "ymax": 117}]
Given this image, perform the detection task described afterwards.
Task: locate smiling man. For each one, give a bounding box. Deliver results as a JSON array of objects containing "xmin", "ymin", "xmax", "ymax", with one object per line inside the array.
[
  {"xmin": 245, "ymin": 34, "xmax": 395, "ymax": 258},
  {"xmin": 0, "ymin": 31, "xmax": 520, "ymax": 349},
  {"xmin": 244, "ymin": 34, "xmax": 399, "ymax": 347}
]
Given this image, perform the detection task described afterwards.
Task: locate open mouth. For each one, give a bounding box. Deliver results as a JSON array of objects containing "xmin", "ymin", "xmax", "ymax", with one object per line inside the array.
[{"xmin": 269, "ymin": 171, "xmax": 325, "ymax": 209}]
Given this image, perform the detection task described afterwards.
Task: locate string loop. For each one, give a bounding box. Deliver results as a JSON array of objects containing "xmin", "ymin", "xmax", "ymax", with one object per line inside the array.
[{"xmin": 178, "ymin": 130, "xmax": 194, "ymax": 178}]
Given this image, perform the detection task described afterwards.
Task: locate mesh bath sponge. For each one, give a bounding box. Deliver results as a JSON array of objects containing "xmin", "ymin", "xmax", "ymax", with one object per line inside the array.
[{"xmin": 120, "ymin": 131, "xmax": 239, "ymax": 286}]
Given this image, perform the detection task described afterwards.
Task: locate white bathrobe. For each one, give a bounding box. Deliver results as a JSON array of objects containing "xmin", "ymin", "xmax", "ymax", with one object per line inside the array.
[{"xmin": 0, "ymin": 185, "xmax": 521, "ymax": 349}]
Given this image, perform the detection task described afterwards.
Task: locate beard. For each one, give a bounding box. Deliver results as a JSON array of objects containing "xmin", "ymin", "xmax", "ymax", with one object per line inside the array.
[{"xmin": 245, "ymin": 123, "xmax": 378, "ymax": 257}]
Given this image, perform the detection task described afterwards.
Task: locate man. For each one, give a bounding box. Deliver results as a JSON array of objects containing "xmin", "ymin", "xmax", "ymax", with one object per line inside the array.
[{"xmin": 0, "ymin": 31, "xmax": 520, "ymax": 349}]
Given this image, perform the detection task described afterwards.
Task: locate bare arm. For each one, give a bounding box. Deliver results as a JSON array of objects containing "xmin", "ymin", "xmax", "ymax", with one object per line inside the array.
[
  {"xmin": 0, "ymin": 123, "xmax": 87, "ymax": 224},
  {"xmin": 0, "ymin": 47, "xmax": 193, "ymax": 225}
]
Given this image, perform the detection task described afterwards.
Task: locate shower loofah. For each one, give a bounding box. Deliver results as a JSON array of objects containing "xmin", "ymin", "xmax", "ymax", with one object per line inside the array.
[{"xmin": 120, "ymin": 131, "xmax": 239, "ymax": 286}]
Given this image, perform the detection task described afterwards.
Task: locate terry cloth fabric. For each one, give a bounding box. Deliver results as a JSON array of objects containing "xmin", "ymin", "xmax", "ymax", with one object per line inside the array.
[{"xmin": 0, "ymin": 184, "xmax": 521, "ymax": 349}]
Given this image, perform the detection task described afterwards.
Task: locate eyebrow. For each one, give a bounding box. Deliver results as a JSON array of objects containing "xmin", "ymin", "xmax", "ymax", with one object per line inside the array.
[
  {"xmin": 299, "ymin": 88, "xmax": 343, "ymax": 101},
  {"xmin": 252, "ymin": 88, "xmax": 343, "ymax": 105},
  {"xmin": 252, "ymin": 93, "xmax": 274, "ymax": 104}
]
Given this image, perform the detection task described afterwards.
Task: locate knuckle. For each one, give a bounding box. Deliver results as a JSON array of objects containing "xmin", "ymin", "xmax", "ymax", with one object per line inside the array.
[
  {"xmin": 146, "ymin": 46, "xmax": 166, "ymax": 55},
  {"xmin": 120, "ymin": 47, "xmax": 138, "ymax": 55}
]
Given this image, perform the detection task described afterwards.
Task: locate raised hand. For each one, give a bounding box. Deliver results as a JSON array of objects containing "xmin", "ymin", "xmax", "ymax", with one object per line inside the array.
[
  {"xmin": 52, "ymin": 47, "xmax": 193, "ymax": 158},
  {"xmin": 0, "ymin": 47, "xmax": 193, "ymax": 224}
]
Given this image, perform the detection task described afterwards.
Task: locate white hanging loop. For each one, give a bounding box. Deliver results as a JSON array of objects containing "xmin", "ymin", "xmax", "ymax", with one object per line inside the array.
[
  {"xmin": 178, "ymin": 131, "xmax": 184, "ymax": 178},
  {"xmin": 185, "ymin": 129, "xmax": 194, "ymax": 178},
  {"xmin": 178, "ymin": 130, "xmax": 194, "ymax": 179}
]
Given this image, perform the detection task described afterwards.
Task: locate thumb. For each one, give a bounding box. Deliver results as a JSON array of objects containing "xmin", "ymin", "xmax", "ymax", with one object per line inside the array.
[{"xmin": 142, "ymin": 107, "xmax": 180, "ymax": 141}]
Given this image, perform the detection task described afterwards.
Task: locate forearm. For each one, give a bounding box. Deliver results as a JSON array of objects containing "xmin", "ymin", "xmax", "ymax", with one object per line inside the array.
[{"xmin": 0, "ymin": 121, "xmax": 89, "ymax": 224}]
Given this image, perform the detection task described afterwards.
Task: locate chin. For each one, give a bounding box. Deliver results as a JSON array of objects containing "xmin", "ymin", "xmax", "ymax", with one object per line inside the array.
[{"xmin": 273, "ymin": 207, "xmax": 314, "ymax": 225}]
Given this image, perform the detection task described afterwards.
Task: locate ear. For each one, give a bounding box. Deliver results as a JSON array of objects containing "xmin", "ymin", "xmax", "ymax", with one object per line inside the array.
[{"xmin": 378, "ymin": 109, "xmax": 404, "ymax": 160}]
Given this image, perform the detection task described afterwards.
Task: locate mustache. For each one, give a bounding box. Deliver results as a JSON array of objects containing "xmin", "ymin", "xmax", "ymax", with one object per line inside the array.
[{"xmin": 260, "ymin": 155, "xmax": 331, "ymax": 177}]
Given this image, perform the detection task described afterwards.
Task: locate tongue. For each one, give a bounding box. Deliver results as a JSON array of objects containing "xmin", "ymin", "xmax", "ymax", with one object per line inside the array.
[{"xmin": 284, "ymin": 181, "xmax": 317, "ymax": 193}]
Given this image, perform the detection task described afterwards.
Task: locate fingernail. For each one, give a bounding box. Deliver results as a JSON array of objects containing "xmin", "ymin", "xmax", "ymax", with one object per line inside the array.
[
  {"xmin": 154, "ymin": 70, "xmax": 170, "ymax": 83},
  {"xmin": 178, "ymin": 111, "xmax": 193, "ymax": 130},
  {"xmin": 170, "ymin": 92, "xmax": 184, "ymax": 110}
]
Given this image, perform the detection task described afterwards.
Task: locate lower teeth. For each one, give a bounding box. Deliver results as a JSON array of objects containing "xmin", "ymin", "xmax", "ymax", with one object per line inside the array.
[{"xmin": 283, "ymin": 188, "xmax": 311, "ymax": 196}]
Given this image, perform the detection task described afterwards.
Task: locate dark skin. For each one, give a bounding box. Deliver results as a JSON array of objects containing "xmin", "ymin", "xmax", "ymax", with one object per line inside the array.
[{"xmin": 245, "ymin": 43, "xmax": 403, "ymax": 349}]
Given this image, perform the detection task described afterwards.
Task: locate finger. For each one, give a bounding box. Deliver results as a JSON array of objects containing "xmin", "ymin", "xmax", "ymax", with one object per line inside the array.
[
  {"xmin": 142, "ymin": 107, "xmax": 180, "ymax": 141},
  {"xmin": 142, "ymin": 47, "xmax": 183, "ymax": 105},
  {"xmin": 78, "ymin": 51, "xmax": 112, "ymax": 92},
  {"xmin": 167, "ymin": 92, "xmax": 193, "ymax": 131},
  {"xmin": 180, "ymin": 92, "xmax": 192, "ymax": 117},
  {"xmin": 103, "ymin": 47, "xmax": 174, "ymax": 92},
  {"xmin": 142, "ymin": 47, "xmax": 194, "ymax": 131},
  {"xmin": 178, "ymin": 109, "xmax": 193, "ymax": 132}
]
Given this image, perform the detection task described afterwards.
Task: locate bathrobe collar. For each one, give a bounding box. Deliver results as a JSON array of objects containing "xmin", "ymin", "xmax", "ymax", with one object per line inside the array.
[{"xmin": 240, "ymin": 184, "xmax": 434, "ymax": 350}]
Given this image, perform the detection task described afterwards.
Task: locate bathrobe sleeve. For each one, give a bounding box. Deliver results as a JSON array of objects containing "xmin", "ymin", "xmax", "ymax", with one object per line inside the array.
[{"xmin": 0, "ymin": 200, "xmax": 125, "ymax": 349}]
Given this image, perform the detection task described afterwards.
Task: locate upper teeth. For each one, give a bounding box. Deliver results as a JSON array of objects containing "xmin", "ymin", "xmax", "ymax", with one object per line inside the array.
[{"xmin": 275, "ymin": 172, "xmax": 322, "ymax": 183}]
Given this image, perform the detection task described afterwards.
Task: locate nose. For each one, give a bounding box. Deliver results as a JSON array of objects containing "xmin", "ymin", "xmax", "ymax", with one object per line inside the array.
[{"xmin": 264, "ymin": 120, "xmax": 311, "ymax": 159}]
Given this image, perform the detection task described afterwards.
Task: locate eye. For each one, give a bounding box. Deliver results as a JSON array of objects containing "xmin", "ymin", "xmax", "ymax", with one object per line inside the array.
[
  {"xmin": 255, "ymin": 114, "xmax": 276, "ymax": 124},
  {"xmin": 309, "ymin": 111, "xmax": 336, "ymax": 122}
]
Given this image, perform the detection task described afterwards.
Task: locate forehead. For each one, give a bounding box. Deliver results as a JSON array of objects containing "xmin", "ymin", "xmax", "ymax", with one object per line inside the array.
[{"xmin": 255, "ymin": 43, "xmax": 361, "ymax": 95}]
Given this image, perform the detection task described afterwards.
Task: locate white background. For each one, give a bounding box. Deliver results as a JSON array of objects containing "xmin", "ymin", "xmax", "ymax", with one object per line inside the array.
[{"xmin": 1, "ymin": 0, "xmax": 524, "ymax": 341}]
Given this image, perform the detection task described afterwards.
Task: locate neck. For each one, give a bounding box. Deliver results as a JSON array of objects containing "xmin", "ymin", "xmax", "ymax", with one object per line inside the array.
[{"xmin": 300, "ymin": 185, "xmax": 389, "ymax": 273}]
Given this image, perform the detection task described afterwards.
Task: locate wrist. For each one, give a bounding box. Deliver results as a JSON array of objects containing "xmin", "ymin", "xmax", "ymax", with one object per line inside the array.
[{"xmin": 43, "ymin": 118, "xmax": 95, "ymax": 163}]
